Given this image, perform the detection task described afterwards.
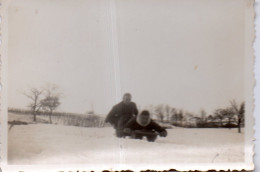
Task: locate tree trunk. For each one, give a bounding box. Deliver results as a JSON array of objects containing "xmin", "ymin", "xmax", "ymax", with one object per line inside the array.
[
  {"xmin": 228, "ymin": 118, "xmax": 231, "ymax": 129},
  {"xmin": 238, "ymin": 118, "xmax": 241, "ymax": 133},
  {"xmin": 33, "ymin": 112, "xmax": 36, "ymax": 122},
  {"xmin": 49, "ymin": 110, "xmax": 52, "ymax": 124}
]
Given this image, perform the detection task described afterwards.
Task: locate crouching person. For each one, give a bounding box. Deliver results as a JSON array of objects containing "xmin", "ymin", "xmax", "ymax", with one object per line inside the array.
[{"xmin": 123, "ymin": 110, "xmax": 167, "ymax": 142}]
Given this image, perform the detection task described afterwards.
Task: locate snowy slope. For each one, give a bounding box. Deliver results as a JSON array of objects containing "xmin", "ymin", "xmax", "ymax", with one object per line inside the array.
[{"xmin": 8, "ymin": 123, "xmax": 244, "ymax": 165}]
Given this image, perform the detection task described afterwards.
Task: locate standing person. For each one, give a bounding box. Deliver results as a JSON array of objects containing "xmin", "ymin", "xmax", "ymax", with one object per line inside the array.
[{"xmin": 105, "ymin": 93, "xmax": 138, "ymax": 137}]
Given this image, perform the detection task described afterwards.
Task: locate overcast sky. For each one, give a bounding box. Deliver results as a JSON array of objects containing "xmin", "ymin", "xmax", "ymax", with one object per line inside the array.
[{"xmin": 8, "ymin": 0, "xmax": 246, "ymax": 115}]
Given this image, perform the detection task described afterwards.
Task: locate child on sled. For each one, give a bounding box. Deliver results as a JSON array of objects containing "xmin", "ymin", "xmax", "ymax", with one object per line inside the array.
[{"xmin": 123, "ymin": 110, "xmax": 167, "ymax": 142}]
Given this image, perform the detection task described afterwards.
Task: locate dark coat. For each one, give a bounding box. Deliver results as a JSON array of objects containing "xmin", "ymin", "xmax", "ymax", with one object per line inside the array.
[
  {"xmin": 105, "ymin": 101, "xmax": 138, "ymax": 127},
  {"xmin": 124, "ymin": 117, "xmax": 166, "ymax": 133}
]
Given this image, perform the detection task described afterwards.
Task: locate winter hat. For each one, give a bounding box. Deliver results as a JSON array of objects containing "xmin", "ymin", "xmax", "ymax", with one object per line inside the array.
[{"xmin": 136, "ymin": 110, "xmax": 151, "ymax": 127}]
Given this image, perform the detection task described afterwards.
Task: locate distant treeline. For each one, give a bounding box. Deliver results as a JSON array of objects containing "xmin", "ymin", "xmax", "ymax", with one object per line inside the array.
[
  {"xmin": 146, "ymin": 100, "xmax": 245, "ymax": 133},
  {"xmin": 9, "ymin": 99, "xmax": 244, "ymax": 133},
  {"xmin": 8, "ymin": 108, "xmax": 106, "ymax": 128}
]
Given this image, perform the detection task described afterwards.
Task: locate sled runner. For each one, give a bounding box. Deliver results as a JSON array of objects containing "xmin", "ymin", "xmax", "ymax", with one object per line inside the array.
[{"xmin": 130, "ymin": 130, "xmax": 158, "ymax": 142}]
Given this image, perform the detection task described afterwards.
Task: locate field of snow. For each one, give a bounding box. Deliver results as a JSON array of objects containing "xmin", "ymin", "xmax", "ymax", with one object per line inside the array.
[{"xmin": 8, "ymin": 116, "xmax": 244, "ymax": 165}]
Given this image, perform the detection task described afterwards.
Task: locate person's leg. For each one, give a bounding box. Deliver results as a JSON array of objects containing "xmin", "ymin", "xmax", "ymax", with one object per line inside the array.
[
  {"xmin": 115, "ymin": 118, "xmax": 125, "ymax": 138},
  {"xmin": 116, "ymin": 129, "xmax": 124, "ymax": 137},
  {"xmin": 130, "ymin": 131, "xmax": 143, "ymax": 139},
  {"xmin": 147, "ymin": 133, "xmax": 157, "ymax": 142}
]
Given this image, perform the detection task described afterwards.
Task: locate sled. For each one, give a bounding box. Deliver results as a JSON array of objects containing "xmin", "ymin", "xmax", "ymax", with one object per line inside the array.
[{"xmin": 130, "ymin": 130, "xmax": 158, "ymax": 142}]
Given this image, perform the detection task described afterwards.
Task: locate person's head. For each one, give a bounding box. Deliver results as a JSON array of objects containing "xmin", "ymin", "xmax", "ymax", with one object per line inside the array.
[
  {"xmin": 122, "ymin": 93, "xmax": 132, "ymax": 104},
  {"xmin": 137, "ymin": 110, "xmax": 151, "ymax": 127}
]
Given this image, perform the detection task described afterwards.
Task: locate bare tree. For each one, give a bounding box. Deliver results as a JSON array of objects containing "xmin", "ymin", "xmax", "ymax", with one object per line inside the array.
[
  {"xmin": 170, "ymin": 107, "xmax": 176, "ymax": 116},
  {"xmin": 177, "ymin": 110, "xmax": 184, "ymax": 126},
  {"xmin": 214, "ymin": 109, "xmax": 224, "ymax": 127},
  {"xmin": 184, "ymin": 112, "xmax": 195, "ymax": 127},
  {"xmin": 207, "ymin": 115, "xmax": 214, "ymax": 121},
  {"xmin": 24, "ymin": 88, "xmax": 43, "ymax": 122},
  {"xmin": 40, "ymin": 84, "xmax": 61, "ymax": 124},
  {"xmin": 169, "ymin": 107, "xmax": 177, "ymax": 122},
  {"xmin": 155, "ymin": 104, "xmax": 164, "ymax": 122},
  {"xmin": 223, "ymin": 108, "xmax": 234, "ymax": 126},
  {"xmin": 214, "ymin": 107, "xmax": 234, "ymax": 128},
  {"xmin": 200, "ymin": 109, "xmax": 207, "ymax": 123},
  {"xmin": 165, "ymin": 105, "xmax": 171, "ymax": 122},
  {"xmin": 230, "ymin": 100, "xmax": 245, "ymax": 133},
  {"xmin": 147, "ymin": 104, "xmax": 155, "ymax": 119}
]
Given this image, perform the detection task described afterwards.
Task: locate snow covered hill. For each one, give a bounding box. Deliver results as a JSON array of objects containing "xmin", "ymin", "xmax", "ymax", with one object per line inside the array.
[{"xmin": 8, "ymin": 122, "xmax": 244, "ymax": 165}]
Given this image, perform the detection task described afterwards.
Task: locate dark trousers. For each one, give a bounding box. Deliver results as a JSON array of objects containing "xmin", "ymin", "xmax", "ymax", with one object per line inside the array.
[{"xmin": 115, "ymin": 117, "xmax": 131, "ymax": 137}]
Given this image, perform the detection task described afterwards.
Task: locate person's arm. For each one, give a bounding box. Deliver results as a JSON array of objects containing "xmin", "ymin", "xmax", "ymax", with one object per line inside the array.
[
  {"xmin": 124, "ymin": 117, "xmax": 135, "ymax": 129},
  {"xmin": 133, "ymin": 102, "xmax": 138, "ymax": 116},
  {"xmin": 105, "ymin": 105, "xmax": 117, "ymax": 125},
  {"xmin": 123, "ymin": 117, "xmax": 136, "ymax": 134},
  {"xmin": 150, "ymin": 121, "xmax": 167, "ymax": 137}
]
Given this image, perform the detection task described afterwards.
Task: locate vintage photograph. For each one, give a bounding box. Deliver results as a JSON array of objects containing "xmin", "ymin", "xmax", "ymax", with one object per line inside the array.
[{"xmin": 0, "ymin": 0, "xmax": 255, "ymax": 171}]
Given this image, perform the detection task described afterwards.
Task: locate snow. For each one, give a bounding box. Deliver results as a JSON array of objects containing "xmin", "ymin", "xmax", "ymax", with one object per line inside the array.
[{"xmin": 8, "ymin": 121, "xmax": 244, "ymax": 165}]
